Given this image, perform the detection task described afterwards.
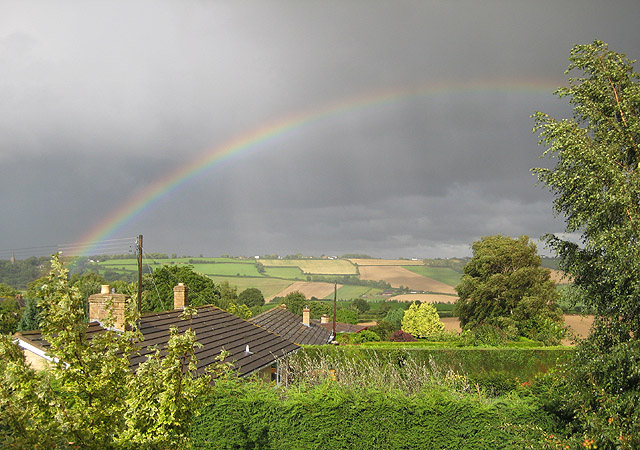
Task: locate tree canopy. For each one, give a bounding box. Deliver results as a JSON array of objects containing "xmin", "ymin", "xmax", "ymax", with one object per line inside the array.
[
  {"xmin": 533, "ymin": 40, "xmax": 640, "ymax": 445},
  {"xmin": 238, "ymin": 287, "xmax": 265, "ymax": 308},
  {"xmin": 455, "ymin": 235, "xmax": 563, "ymax": 344},
  {"xmin": 401, "ymin": 302, "xmax": 444, "ymax": 339}
]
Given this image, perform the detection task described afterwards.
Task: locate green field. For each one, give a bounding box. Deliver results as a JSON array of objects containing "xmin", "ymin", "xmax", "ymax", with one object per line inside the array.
[
  {"xmin": 402, "ymin": 266, "xmax": 462, "ymax": 287},
  {"xmin": 324, "ymin": 285, "xmax": 372, "ymax": 300},
  {"xmin": 193, "ymin": 263, "xmax": 262, "ymax": 277},
  {"xmin": 259, "ymin": 259, "xmax": 357, "ymax": 275},
  {"xmin": 207, "ymin": 276, "xmax": 292, "ymax": 299},
  {"xmin": 263, "ymin": 267, "xmax": 303, "ymax": 279}
]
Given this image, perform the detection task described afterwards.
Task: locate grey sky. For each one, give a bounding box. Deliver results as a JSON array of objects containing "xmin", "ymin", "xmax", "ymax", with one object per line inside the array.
[{"xmin": 2, "ymin": 1, "xmax": 640, "ymax": 259}]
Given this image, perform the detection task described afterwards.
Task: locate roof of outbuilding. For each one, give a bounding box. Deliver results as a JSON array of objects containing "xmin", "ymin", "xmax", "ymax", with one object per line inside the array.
[
  {"xmin": 16, "ymin": 305, "xmax": 300, "ymax": 377},
  {"xmin": 250, "ymin": 306, "xmax": 332, "ymax": 346}
]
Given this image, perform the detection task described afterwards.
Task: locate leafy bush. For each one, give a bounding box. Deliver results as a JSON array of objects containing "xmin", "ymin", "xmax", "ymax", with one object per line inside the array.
[
  {"xmin": 389, "ymin": 330, "xmax": 417, "ymax": 342},
  {"xmin": 350, "ymin": 329, "xmax": 380, "ymax": 344}
]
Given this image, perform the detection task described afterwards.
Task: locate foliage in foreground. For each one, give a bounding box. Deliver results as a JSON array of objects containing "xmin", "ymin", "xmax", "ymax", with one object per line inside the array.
[
  {"xmin": 534, "ymin": 40, "xmax": 640, "ymax": 448},
  {"xmin": 0, "ymin": 254, "xmax": 225, "ymax": 449},
  {"xmin": 191, "ymin": 371, "xmax": 555, "ymax": 449}
]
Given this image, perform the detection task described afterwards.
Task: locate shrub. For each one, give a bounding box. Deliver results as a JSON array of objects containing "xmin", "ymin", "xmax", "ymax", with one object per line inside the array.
[
  {"xmin": 389, "ymin": 330, "xmax": 417, "ymax": 342},
  {"xmin": 350, "ymin": 330, "xmax": 380, "ymax": 344}
]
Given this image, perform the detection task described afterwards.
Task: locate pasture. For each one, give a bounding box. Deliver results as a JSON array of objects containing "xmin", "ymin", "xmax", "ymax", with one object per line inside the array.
[
  {"xmin": 347, "ymin": 258, "xmax": 423, "ymax": 266},
  {"xmin": 208, "ymin": 276, "xmax": 292, "ymax": 299},
  {"xmin": 401, "ymin": 266, "xmax": 461, "ymax": 287},
  {"xmin": 259, "ymin": 259, "xmax": 357, "ymax": 275}
]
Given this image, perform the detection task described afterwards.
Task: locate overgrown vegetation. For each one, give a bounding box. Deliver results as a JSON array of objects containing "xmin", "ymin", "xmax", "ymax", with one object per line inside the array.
[{"xmin": 1, "ymin": 254, "xmax": 226, "ymax": 448}]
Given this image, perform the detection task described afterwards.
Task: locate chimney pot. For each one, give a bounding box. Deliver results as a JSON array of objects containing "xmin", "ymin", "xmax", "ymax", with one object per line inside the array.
[
  {"xmin": 302, "ymin": 307, "xmax": 310, "ymax": 326},
  {"xmin": 321, "ymin": 314, "xmax": 329, "ymax": 324},
  {"xmin": 173, "ymin": 283, "xmax": 189, "ymax": 309},
  {"xmin": 89, "ymin": 288, "xmax": 128, "ymax": 331}
]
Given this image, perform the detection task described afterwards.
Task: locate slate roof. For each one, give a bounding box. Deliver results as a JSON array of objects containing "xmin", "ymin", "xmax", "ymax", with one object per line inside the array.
[
  {"xmin": 250, "ymin": 306, "xmax": 333, "ymax": 346},
  {"xmin": 313, "ymin": 320, "xmax": 369, "ymax": 334},
  {"xmin": 16, "ymin": 305, "xmax": 300, "ymax": 378}
]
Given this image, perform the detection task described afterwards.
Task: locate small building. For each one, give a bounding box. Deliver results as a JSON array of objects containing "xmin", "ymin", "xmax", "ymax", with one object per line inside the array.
[{"xmin": 15, "ymin": 283, "xmax": 300, "ymax": 382}]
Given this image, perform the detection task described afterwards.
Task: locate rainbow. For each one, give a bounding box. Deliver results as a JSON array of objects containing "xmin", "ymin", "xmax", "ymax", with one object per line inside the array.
[{"xmin": 72, "ymin": 79, "xmax": 561, "ymax": 257}]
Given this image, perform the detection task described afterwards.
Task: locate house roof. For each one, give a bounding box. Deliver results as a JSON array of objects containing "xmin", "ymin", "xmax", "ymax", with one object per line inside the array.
[
  {"xmin": 312, "ymin": 320, "xmax": 369, "ymax": 334},
  {"xmin": 250, "ymin": 306, "xmax": 333, "ymax": 346},
  {"xmin": 16, "ymin": 305, "xmax": 300, "ymax": 378}
]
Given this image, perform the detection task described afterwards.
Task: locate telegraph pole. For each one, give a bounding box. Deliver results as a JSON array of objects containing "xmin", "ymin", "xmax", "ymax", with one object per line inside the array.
[
  {"xmin": 332, "ymin": 281, "xmax": 337, "ymax": 339},
  {"xmin": 137, "ymin": 235, "xmax": 143, "ymax": 314}
]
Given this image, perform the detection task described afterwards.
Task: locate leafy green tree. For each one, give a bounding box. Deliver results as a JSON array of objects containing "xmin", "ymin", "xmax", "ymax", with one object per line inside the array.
[
  {"xmin": 226, "ymin": 303, "xmax": 253, "ymax": 320},
  {"xmin": 0, "ymin": 254, "xmax": 224, "ymax": 448},
  {"xmin": 0, "ymin": 298, "xmax": 20, "ymax": 335},
  {"xmin": 218, "ymin": 280, "xmax": 238, "ymax": 306},
  {"xmin": 455, "ymin": 235, "xmax": 563, "ymax": 344},
  {"xmin": 279, "ymin": 291, "xmax": 307, "ymax": 315},
  {"xmin": 16, "ymin": 297, "xmax": 41, "ymax": 332},
  {"xmin": 368, "ymin": 320, "xmax": 397, "ymax": 341},
  {"xmin": 238, "ymin": 287, "xmax": 265, "ymax": 307},
  {"xmin": 336, "ymin": 308, "xmax": 358, "ymax": 324},
  {"xmin": 533, "ymin": 40, "xmax": 640, "ymax": 446},
  {"xmin": 401, "ymin": 302, "xmax": 444, "ymax": 339},
  {"xmin": 351, "ymin": 298, "xmax": 370, "ymax": 314},
  {"xmin": 141, "ymin": 265, "xmax": 221, "ymax": 312},
  {"xmin": 0, "ymin": 283, "xmax": 18, "ymax": 298},
  {"xmin": 384, "ymin": 308, "xmax": 405, "ymax": 329}
]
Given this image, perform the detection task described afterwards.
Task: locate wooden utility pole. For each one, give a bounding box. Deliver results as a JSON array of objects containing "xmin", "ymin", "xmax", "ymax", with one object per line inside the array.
[
  {"xmin": 332, "ymin": 281, "xmax": 337, "ymax": 339},
  {"xmin": 137, "ymin": 235, "xmax": 143, "ymax": 314}
]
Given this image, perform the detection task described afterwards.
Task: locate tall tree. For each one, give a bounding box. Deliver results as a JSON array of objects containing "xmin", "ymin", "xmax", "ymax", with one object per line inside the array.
[
  {"xmin": 455, "ymin": 235, "xmax": 563, "ymax": 344},
  {"xmin": 534, "ymin": 40, "xmax": 640, "ymax": 446}
]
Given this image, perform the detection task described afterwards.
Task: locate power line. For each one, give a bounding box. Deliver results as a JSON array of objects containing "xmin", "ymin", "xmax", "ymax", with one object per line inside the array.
[{"xmin": 0, "ymin": 237, "xmax": 137, "ymax": 259}]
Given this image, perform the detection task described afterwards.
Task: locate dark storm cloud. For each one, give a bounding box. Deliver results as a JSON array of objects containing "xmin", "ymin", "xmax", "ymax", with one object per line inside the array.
[{"xmin": 2, "ymin": 0, "xmax": 640, "ymax": 259}]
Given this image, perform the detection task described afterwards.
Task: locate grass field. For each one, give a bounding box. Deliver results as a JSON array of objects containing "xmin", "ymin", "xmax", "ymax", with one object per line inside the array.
[
  {"xmin": 401, "ymin": 266, "xmax": 462, "ymax": 287},
  {"xmin": 347, "ymin": 258, "xmax": 423, "ymax": 266},
  {"xmin": 324, "ymin": 285, "xmax": 372, "ymax": 300},
  {"xmin": 259, "ymin": 259, "xmax": 357, "ymax": 275},
  {"xmin": 193, "ymin": 263, "xmax": 262, "ymax": 277},
  {"xmin": 207, "ymin": 276, "xmax": 292, "ymax": 299},
  {"xmin": 263, "ymin": 267, "xmax": 303, "ymax": 279}
]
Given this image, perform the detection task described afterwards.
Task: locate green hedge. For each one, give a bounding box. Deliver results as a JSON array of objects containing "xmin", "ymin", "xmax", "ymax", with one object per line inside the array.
[{"xmin": 190, "ymin": 381, "xmax": 554, "ymax": 449}]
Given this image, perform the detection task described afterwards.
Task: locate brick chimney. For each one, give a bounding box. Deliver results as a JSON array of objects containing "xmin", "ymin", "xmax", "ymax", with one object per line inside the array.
[
  {"xmin": 88, "ymin": 284, "xmax": 128, "ymax": 331},
  {"xmin": 302, "ymin": 307, "xmax": 310, "ymax": 326},
  {"xmin": 320, "ymin": 314, "xmax": 329, "ymax": 324},
  {"xmin": 173, "ymin": 283, "xmax": 188, "ymax": 309}
]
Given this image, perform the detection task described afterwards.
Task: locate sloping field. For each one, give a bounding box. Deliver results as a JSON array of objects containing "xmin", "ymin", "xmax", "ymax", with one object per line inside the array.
[
  {"xmin": 358, "ymin": 266, "xmax": 458, "ymax": 295},
  {"xmin": 260, "ymin": 259, "xmax": 356, "ymax": 275},
  {"xmin": 267, "ymin": 281, "xmax": 340, "ymax": 302},
  {"xmin": 208, "ymin": 276, "xmax": 292, "ymax": 300},
  {"xmin": 348, "ymin": 259, "xmax": 423, "ymax": 266},
  {"xmin": 390, "ymin": 293, "xmax": 458, "ymax": 303}
]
